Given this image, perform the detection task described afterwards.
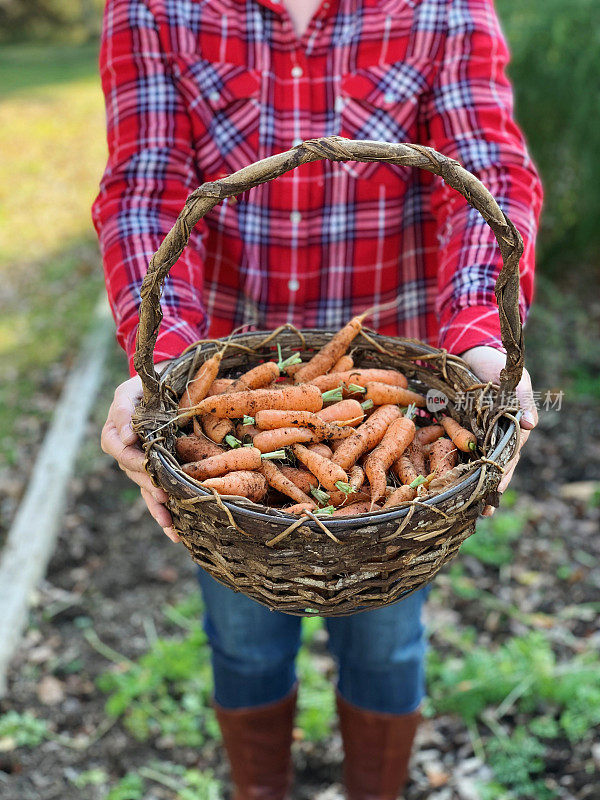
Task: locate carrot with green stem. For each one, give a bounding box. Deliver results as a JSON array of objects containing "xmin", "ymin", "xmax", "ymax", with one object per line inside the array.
[
  {"xmin": 331, "ymin": 404, "xmax": 402, "ymax": 471},
  {"xmin": 364, "ymin": 406, "xmax": 417, "ymax": 506},
  {"xmin": 310, "ymin": 368, "xmax": 408, "ymax": 393},
  {"xmin": 252, "ymin": 427, "xmax": 321, "ymax": 453},
  {"xmin": 254, "ymin": 410, "xmax": 356, "ymax": 440},
  {"xmin": 294, "ymin": 313, "xmax": 366, "ymax": 383},
  {"xmin": 316, "ymin": 398, "xmax": 366, "ymax": 426},
  {"xmin": 291, "ymin": 443, "xmax": 348, "ymax": 491},
  {"xmin": 439, "ymin": 415, "xmax": 477, "ymax": 452},
  {"xmin": 182, "ymin": 447, "xmax": 285, "ymax": 481},
  {"xmin": 200, "ymin": 471, "xmax": 268, "ymax": 502},
  {"xmin": 228, "ymin": 346, "xmax": 302, "ymax": 393},
  {"xmin": 363, "ymin": 382, "xmax": 426, "ymax": 408},
  {"xmin": 202, "ymin": 414, "xmax": 235, "ymax": 443},
  {"xmin": 193, "ymin": 384, "xmax": 323, "ymax": 418},
  {"xmin": 383, "ymin": 484, "xmax": 417, "ymax": 508}
]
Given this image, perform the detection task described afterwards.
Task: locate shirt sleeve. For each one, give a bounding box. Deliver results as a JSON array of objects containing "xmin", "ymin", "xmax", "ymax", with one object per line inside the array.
[
  {"xmin": 92, "ymin": 0, "xmax": 208, "ymax": 376},
  {"xmin": 419, "ymin": 0, "xmax": 543, "ymax": 356}
]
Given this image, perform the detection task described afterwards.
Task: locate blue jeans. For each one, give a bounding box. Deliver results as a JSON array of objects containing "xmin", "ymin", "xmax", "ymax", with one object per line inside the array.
[{"xmin": 197, "ymin": 569, "xmax": 430, "ymax": 714}]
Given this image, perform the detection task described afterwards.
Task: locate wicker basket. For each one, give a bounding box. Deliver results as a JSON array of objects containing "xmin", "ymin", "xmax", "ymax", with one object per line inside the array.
[{"xmin": 133, "ymin": 136, "xmax": 525, "ymax": 617}]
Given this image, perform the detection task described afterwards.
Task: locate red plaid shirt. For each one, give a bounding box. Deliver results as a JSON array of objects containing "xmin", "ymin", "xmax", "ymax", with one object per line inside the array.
[{"xmin": 92, "ymin": 0, "xmax": 543, "ymax": 375}]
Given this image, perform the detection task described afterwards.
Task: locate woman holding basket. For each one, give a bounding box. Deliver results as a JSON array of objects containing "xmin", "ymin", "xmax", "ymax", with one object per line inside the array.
[{"xmin": 95, "ymin": 0, "xmax": 542, "ymax": 797}]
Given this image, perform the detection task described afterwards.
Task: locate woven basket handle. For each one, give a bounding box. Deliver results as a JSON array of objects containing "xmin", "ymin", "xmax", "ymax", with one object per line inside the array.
[{"xmin": 134, "ymin": 136, "xmax": 524, "ymax": 407}]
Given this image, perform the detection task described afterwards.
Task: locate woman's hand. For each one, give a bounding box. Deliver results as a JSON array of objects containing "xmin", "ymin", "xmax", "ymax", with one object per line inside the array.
[
  {"xmin": 100, "ymin": 363, "xmax": 180, "ymax": 542},
  {"xmin": 460, "ymin": 346, "xmax": 537, "ymax": 516}
]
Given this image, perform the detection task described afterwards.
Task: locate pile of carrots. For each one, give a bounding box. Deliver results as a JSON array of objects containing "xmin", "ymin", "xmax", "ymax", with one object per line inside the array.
[{"xmin": 171, "ymin": 314, "xmax": 478, "ymax": 517}]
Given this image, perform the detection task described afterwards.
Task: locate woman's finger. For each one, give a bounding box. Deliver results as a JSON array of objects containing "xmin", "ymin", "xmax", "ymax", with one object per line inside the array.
[
  {"xmin": 140, "ymin": 488, "xmax": 179, "ymax": 541},
  {"xmin": 514, "ymin": 369, "xmax": 538, "ymax": 430},
  {"xmin": 111, "ymin": 377, "xmax": 143, "ymax": 445},
  {"xmin": 124, "ymin": 469, "xmax": 168, "ymax": 502}
]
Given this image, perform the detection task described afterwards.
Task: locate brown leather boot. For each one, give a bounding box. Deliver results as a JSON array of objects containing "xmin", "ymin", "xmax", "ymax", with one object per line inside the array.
[
  {"xmin": 214, "ymin": 686, "xmax": 297, "ymax": 800},
  {"xmin": 336, "ymin": 692, "xmax": 420, "ymax": 800}
]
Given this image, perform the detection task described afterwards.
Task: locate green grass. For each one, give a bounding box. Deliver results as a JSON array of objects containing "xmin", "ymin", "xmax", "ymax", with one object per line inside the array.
[
  {"xmin": 0, "ymin": 44, "xmax": 107, "ymax": 468},
  {"xmin": 0, "ymin": 43, "xmax": 99, "ymax": 98}
]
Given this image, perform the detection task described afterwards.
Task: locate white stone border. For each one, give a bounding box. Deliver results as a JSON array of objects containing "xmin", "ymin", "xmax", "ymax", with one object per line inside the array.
[{"xmin": 0, "ymin": 296, "xmax": 114, "ymax": 694}]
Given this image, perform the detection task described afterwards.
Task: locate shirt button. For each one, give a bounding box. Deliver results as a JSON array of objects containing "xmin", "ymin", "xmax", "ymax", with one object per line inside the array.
[
  {"xmin": 288, "ymin": 278, "xmax": 300, "ymax": 292},
  {"xmin": 291, "ymin": 66, "xmax": 303, "ymax": 78},
  {"xmin": 290, "ymin": 211, "xmax": 302, "ymax": 224},
  {"xmin": 383, "ymin": 91, "xmax": 395, "ymax": 104},
  {"xmin": 209, "ymin": 91, "xmax": 220, "ymax": 103},
  {"xmin": 335, "ymin": 96, "xmax": 346, "ymax": 113},
  {"xmin": 292, "ymin": 137, "xmax": 303, "ymax": 147}
]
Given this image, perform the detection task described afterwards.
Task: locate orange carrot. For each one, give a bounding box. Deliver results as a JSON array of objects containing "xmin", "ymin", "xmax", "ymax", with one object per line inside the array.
[
  {"xmin": 310, "ymin": 368, "xmax": 408, "ymax": 393},
  {"xmin": 364, "ymin": 412, "xmax": 416, "ymax": 505},
  {"xmin": 260, "ymin": 460, "xmax": 313, "ymax": 505},
  {"xmin": 414, "ymin": 424, "xmax": 445, "ymax": 445},
  {"xmin": 332, "ymin": 501, "xmax": 379, "ymax": 517},
  {"xmin": 254, "ymin": 410, "xmax": 354, "ymax": 440},
  {"xmin": 235, "ymin": 420, "xmax": 261, "ymax": 441},
  {"xmin": 194, "ymin": 384, "xmax": 323, "ymax": 418},
  {"xmin": 176, "ymin": 434, "xmax": 223, "ymax": 463},
  {"xmin": 316, "ymin": 398, "xmax": 365, "ymax": 426},
  {"xmin": 292, "ymin": 443, "xmax": 348, "ymax": 491},
  {"xmin": 279, "ymin": 466, "xmax": 319, "ymax": 493},
  {"xmin": 182, "ymin": 447, "xmax": 262, "ymax": 480},
  {"xmin": 201, "ymin": 414, "xmax": 234, "ymax": 443},
  {"xmin": 227, "ymin": 347, "xmax": 303, "ymax": 392},
  {"xmin": 307, "ymin": 442, "xmax": 333, "ymax": 459},
  {"xmin": 252, "ymin": 427, "xmax": 319, "ymax": 453},
  {"xmin": 284, "ymin": 501, "xmax": 318, "ymax": 514},
  {"xmin": 200, "ymin": 471, "xmax": 267, "ymax": 502},
  {"xmin": 440, "ymin": 416, "xmax": 477, "ymax": 452},
  {"xmin": 407, "ymin": 442, "xmax": 427, "ymax": 476},
  {"xmin": 294, "ymin": 314, "xmax": 365, "ymax": 382},
  {"xmin": 332, "ymin": 404, "xmax": 402, "ymax": 471},
  {"xmin": 284, "ymin": 361, "xmax": 303, "ymax": 378},
  {"xmin": 327, "ymin": 489, "xmax": 371, "ymax": 507},
  {"xmin": 364, "ymin": 382, "xmax": 426, "ymax": 408},
  {"xmin": 229, "ymin": 361, "xmax": 279, "ymax": 392},
  {"xmin": 331, "ymin": 354, "xmax": 354, "ymax": 373},
  {"xmin": 348, "ymin": 464, "xmax": 365, "ymax": 490},
  {"xmin": 177, "ymin": 351, "xmax": 223, "ymax": 424},
  {"xmin": 429, "ymin": 437, "xmax": 458, "ymax": 476},
  {"xmin": 393, "ymin": 450, "xmax": 421, "ymax": 485},
  {"xmin": 207, "ymin": 378, "xmax": 234, "ymax": 396},
  {"xmin": 383, "ymin": 485, "xmax": 417, "ymax": 508}
]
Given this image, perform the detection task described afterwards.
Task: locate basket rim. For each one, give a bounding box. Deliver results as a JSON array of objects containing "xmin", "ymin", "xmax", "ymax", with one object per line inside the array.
[
  {"xmin": 156, "ymin": 416, "xmax": 516, "ymax": 530},
  {"xmin": 156, "ymin": 328, "xmax": 520, "ymax": 530}
]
